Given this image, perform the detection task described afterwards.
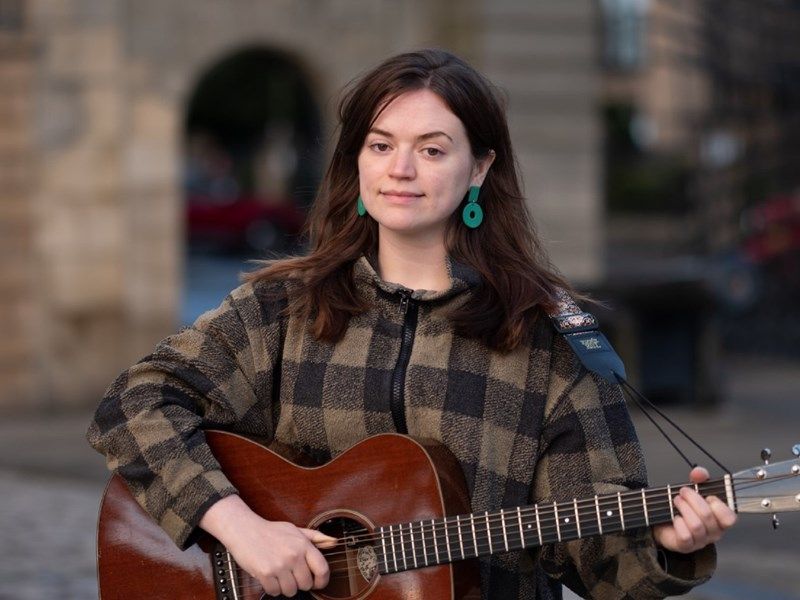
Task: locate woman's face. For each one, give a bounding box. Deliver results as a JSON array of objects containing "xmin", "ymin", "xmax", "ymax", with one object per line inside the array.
[{"xmin": 357, "ymin": 89, "xmax": 493, "ymax": 245}]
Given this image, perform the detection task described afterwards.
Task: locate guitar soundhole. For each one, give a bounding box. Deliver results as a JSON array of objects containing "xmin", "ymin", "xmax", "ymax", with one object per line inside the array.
[{"xmin": 314, "ymin": 515, "xmax": 378, "ymax": 599}]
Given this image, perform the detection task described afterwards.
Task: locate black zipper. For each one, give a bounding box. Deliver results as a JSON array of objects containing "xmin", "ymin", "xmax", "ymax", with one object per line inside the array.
[{"xmin": 389, "ymin": 291, "xmax": 418, "ymax": 434}]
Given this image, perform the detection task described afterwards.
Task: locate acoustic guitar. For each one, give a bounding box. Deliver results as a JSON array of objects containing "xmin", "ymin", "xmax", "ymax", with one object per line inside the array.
[{"xmin": 97, "ymin": 431, "xmax": 800, "ymax": 599}]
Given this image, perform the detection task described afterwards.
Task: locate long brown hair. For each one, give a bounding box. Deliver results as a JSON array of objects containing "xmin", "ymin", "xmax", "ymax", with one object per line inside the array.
[{"xmin": 245, "ymin": 49, "xmax": 573, "ymax": 351}]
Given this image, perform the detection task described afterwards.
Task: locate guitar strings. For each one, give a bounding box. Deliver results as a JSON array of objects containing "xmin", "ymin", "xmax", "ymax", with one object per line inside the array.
[
  {"xmin": 223, "ymin": 473, "xmax": 794, "ymax": 594},
  {"xmin": 302, "ymin": 477, "xmax": 748, "ymax": 554},
  {"xmin": 292, "ymin": 473, "xmax": 786, "ymax": 557},
  {"xmin": 305, "ymin": 479, "xmax": 731, "ymax": 548},
  {"xmin": 325, "ymin": 473, "xmax": 786, "ymax": 572}
]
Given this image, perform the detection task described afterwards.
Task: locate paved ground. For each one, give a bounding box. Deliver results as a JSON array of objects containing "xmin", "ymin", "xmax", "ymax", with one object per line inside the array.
[{"xmin": 0, "ymin": 355, "xmax": 797, "ymax": 599}]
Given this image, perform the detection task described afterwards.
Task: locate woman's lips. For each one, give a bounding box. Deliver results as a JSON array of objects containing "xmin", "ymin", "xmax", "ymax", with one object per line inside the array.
[{"xmin": 381, "ymin": 191, "xmax": 423, "ymax": 203}]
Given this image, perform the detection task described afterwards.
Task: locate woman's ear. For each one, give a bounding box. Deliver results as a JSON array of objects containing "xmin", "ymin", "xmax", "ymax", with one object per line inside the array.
[{"xmin": 471, "ymin": 150, "xmax": 496, "ymax": 187}]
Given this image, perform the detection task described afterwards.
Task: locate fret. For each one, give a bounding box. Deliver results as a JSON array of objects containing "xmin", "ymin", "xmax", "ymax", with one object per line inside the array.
[
  {"xmin": 409, "ymin": 522, "xmax": 417, "ymax": 568},
  {"xmin": 595, "ymin": 495, "xmax": 602, "ymax": 535},
  {"xmin": 517, "ymin": 507, "xmax": 526, "ymax": 548},
  {"xmin": 553, "ymin": 502, "xmax": 562, "ymax": 542},
  {"xmin": 642, "ymin": 489, "xmax": 649, "ymax": 526},
  {"xmin": 444, "ymin": 516, "xmax": 453, "ymax": 562},
  {"xmin": 617, "ymin": 492, "xmax": 626, "ymax": 530},
  {"xmin": 534, "ymin": 503, "xmax": 543, "ymax": 545},
  {"xmin": 388, "ymin": 524, "xmax": 398, "ymax": 572},
  {"xmin": 403, "ymin": 523, "xmax": 411, "ymax": 570},
  {"xmin": 418, "ymin": 521, "xmax": 426, "ymax": 566},
  {"xmin": 553, "ymin": 501, "xmax": 579, "ymax": 541},
  {"xmin": 500, "ymin": 508, "xmax": 509, "ymax": 551},
  {"xmin": 456, "ymin": 515, "xmax": 465, "ymax": 559},
  {"xmin": 484, "ymin": 511, "xmax": 493, "ymax": 555},
  {"xmin": 470, "ymin": 515, "xmax": 479, "ymax": 557},
  {"xmin": 379, "ymin": 526, "xmax": 389, "ymax": 573},
  {"xmin": 430, "ymin": 519, "xmax": 439, "ymax": 564},
  {"xmin": 598, "ymin": 495, "xmax": 619, "ymax": 534},
  {"xmin": 421, "ymin": 520, "xmax": 429, "ymax": 566},
  {"xmin": 577, "ymin": 500, "xmax": 598, "ymax": 538},
  {"xmin": 667, "ymin": 485, "xmax": 675, "ymax": 521},
  {"xmin": 573, "ymin": 499, "xmax": 581, "ymax": 538},
  {"xmin": 723, "ymin": 474, "xmax": 735, "ymax": 512}
]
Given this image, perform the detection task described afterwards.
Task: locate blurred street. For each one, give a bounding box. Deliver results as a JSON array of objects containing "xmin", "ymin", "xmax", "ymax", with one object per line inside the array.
[{"xmin": 0, "ymin": 356, "xmax": 797, "ymax": 600}]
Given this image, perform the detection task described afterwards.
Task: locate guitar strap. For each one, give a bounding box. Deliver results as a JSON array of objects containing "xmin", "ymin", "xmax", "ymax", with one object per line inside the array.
[
  {"xmin": 548, "ymin": 290, "xmax": 731, "ymax": 473},
  {"xmin": 547, "ymin": 290, "xmax": 627, "ymax": 384}
]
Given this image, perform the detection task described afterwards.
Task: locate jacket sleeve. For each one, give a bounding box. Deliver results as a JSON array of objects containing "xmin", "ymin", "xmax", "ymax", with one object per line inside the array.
[
  {"xmin": 532, "ymin": 334, "xmax": 716, "ymax": 599},
  {"xmin": 87, "ymin": 281, "xmax": 285, "ymax": 549}
]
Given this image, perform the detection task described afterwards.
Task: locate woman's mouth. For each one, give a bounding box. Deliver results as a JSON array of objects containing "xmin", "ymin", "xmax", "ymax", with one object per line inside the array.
[{"xmin": 381, "ymin": 190, "xmax": 424, "ymax": 203}]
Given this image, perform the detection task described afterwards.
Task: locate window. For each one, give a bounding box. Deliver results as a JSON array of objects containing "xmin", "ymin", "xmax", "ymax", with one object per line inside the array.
[
  {"xmin": 0, "ymin": 0, "xmax": 23, "ymax": 31},
  {"xmin": 600, "ymin": 0, "xmax": 649, "ymax": 71}
]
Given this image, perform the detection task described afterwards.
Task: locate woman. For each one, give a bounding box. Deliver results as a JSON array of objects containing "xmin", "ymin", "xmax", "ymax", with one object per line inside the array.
[{"xmin": 88, "ymin": 49, "xmax": 735, "ymax": 599}]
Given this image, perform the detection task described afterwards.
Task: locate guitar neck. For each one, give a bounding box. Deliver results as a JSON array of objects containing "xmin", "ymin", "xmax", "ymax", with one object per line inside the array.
[{"xmin": 376, "ymin": 477, "xmax": 733, "ymax": 575}]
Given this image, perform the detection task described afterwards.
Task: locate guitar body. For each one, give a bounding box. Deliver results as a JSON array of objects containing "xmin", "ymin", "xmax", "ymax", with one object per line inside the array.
[{"xmin": 97, "ymin": 432, "xmax": 481, "ymax": 599}]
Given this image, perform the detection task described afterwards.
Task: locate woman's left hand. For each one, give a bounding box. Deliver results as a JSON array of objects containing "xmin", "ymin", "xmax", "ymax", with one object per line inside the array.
[{"xmin": 653, "ymin": 466, "xmax": 738, "ymax": 553}]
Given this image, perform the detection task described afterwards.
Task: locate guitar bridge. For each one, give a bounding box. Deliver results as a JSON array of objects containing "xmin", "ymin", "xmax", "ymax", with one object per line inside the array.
[{"xmin": 211, "ymin": 542, "xmax": 239, "ymax": 600}]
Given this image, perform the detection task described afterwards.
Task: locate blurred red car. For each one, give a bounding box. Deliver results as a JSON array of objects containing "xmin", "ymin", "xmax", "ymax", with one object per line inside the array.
[
  {"xmin": 741, "ymin": 193, "xmax": 800, "ymax": 263},
  {"xmin": 187, "ymin": 194, "xmax": 307, "ymax": 253}
]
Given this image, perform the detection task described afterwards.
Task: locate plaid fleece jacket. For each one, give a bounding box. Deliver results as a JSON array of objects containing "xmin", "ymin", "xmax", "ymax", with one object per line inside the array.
[{"xmin": 88, "ymin": 256, "xmax": 715, "ymax": 599}]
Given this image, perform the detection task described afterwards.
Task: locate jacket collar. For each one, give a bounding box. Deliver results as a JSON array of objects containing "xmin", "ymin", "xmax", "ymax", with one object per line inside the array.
[{"xmin": 353, "ymin": 254, "xmax": 480, "ymax": 303}]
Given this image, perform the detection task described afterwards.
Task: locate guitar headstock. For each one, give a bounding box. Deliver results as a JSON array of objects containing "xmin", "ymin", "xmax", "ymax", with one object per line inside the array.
[{"xmin": 732, "ymin": 445, "xmax": 800, "ymax": 515}]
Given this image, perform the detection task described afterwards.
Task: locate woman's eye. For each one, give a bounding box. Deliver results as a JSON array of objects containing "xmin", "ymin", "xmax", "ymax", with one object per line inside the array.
[
  {"xmin": 371, "ymin": 143, "xmax": 390, "ymax": 152},
  {"xmin": 424, "ymin": 148, "xmax": 443, "ymax": 157}
]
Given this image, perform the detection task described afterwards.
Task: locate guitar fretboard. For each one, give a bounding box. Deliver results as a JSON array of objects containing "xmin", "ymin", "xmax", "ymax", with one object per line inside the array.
[{"xmin": 375, "ymin": 478, "xmax": 731, "ymax": 574}]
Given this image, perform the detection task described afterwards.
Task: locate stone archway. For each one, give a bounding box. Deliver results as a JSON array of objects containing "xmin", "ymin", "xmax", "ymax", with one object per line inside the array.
[{"xmin": 180, "ymin": 46, "xmax": 323, "ymax": 324}]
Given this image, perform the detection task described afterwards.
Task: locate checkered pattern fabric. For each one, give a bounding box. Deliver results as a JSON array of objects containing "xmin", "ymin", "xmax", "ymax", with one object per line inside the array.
[{"xmin": 88, "ymin": 256, "xmax": 714, "ymax": 599}]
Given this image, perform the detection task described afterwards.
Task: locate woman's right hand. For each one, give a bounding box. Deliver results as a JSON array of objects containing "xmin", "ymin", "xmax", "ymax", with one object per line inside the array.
[{"xmin": 200, "ymin": 495, "xmax": 334, "ymax": 597}]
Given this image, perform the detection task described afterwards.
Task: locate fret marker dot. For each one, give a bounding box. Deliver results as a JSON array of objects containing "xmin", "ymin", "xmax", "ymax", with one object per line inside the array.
[
  {"xmin": 564, "ymin": 518, "xmax": 570, "ymax": 523},
  {"xmin": 606, "ymin": 510, "xmax": 613, "ymax": 517},
  {"xmin": 527, "ymin": 525, "xmax": 532, "ymax": 529}
]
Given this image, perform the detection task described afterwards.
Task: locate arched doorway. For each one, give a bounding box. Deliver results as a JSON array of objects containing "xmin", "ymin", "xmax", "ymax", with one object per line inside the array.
[{"xmin": 181, "ymin": 47, "xmax": 322, "ymax": 324}]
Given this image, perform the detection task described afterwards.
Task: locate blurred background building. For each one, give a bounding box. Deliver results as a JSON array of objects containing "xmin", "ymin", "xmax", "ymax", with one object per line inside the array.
[{"xmin": 1, "ymin": 0, "xmax": 799, "ymax": 412}]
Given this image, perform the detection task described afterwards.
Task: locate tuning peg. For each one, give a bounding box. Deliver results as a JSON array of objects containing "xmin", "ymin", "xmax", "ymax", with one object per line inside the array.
[
  {"xmin": 792, "ymin": 444, "xmax": 800, "ymax": 458},
  {"xmin": 761, "ymin": 448, "xmax": 772, "ymax": 464}
]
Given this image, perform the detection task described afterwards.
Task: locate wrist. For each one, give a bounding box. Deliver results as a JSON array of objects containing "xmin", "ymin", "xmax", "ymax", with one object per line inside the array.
[{"xmin": 199, "ymin": 494, "xmax": 254, "ymax": 544}]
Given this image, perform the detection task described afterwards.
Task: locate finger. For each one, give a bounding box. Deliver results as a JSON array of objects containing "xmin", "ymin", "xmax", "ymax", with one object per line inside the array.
[
  {"xmin": 689, "ymin": 466, "xmax": 710, "ymax": 484},
  {"xmin": 681, "ymin": 487, "xmax": 717, "ymax": 527},
  {"xmin": 301, "ymin": 528, "xmax": 338, "ymax": 549},
  {"xmin": 292, "ymin": 565, "xmax": 314, "ymax": 592},
  {"xmin": 277, "ymin": 571, "xmax": 298, "ymax": 597},
  {"xmin": 675, "ymin": 492, "xmax": 710, "ymax": 544},
  {"xmin": 670, "ymin": 515, "xmax": 695, "ymax": 552},
  {"xmin": 306, "ymin": 547, "xmax": 331, "ymax": 589},
  {"xmin": 261, "ymin": 576, "xmax": 282, "ymax": 598},
  {"xmin": 708, "ymin": 495, "xmax": 738, "ymax": 530}
]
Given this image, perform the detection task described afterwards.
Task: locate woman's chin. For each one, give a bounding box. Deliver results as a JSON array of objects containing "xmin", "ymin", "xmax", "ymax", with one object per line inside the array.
[{"xmin": 377, "ymin": 221, "xmax": 445, "ymax": 243}]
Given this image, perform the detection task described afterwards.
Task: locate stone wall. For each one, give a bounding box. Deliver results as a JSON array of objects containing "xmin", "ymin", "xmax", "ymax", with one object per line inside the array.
[
  {"xmin": 477, "ymin": 0, "xmax": 604, "ymax": 285},
  {"xmin": 0, "ymin": 12, "xmax": 40, "ymax": 410}
]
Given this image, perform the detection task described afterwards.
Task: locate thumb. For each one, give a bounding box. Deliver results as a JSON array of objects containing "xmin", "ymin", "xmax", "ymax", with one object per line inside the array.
[
  {"xmin": 300, "ymin": 528, "xmax": 338, "ymax": 549},
  {"xmin": 689, "ymin": 465, "xmax": 710, "ymax": 484}
]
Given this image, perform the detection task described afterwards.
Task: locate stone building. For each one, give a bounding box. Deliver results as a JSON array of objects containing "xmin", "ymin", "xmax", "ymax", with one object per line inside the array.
[
  {"xmin": 0, "ymin": 0, "xmax": 606, "ymax": 410},
  {"xmin": 6, "ymin": 0, "xmax": 796, "ymax": 411},
  {"xmin": 599, "ymin": 0, "xmax": 800, "ymax": 401}
]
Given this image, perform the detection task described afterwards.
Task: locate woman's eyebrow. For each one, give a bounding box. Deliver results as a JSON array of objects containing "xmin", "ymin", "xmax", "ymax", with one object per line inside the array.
[{"xmin": 368, "ymin": 127, "xmax": 454, "ymax": 142}]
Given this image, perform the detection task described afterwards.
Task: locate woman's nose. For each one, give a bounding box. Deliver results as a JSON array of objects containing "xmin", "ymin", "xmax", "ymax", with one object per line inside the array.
[{"xmin": 389, "ymin": 149, "xmax": 416, "ymax": 179}]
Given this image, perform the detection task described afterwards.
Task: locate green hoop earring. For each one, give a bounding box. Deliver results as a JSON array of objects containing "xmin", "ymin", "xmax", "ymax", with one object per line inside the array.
[
  {"xmin": 357, "ymin": 195, "xmax": 366, "ymax": 217},
  {"xmin": 462, "ymin": 185, "xmax": 483, "ymax": 228}
]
